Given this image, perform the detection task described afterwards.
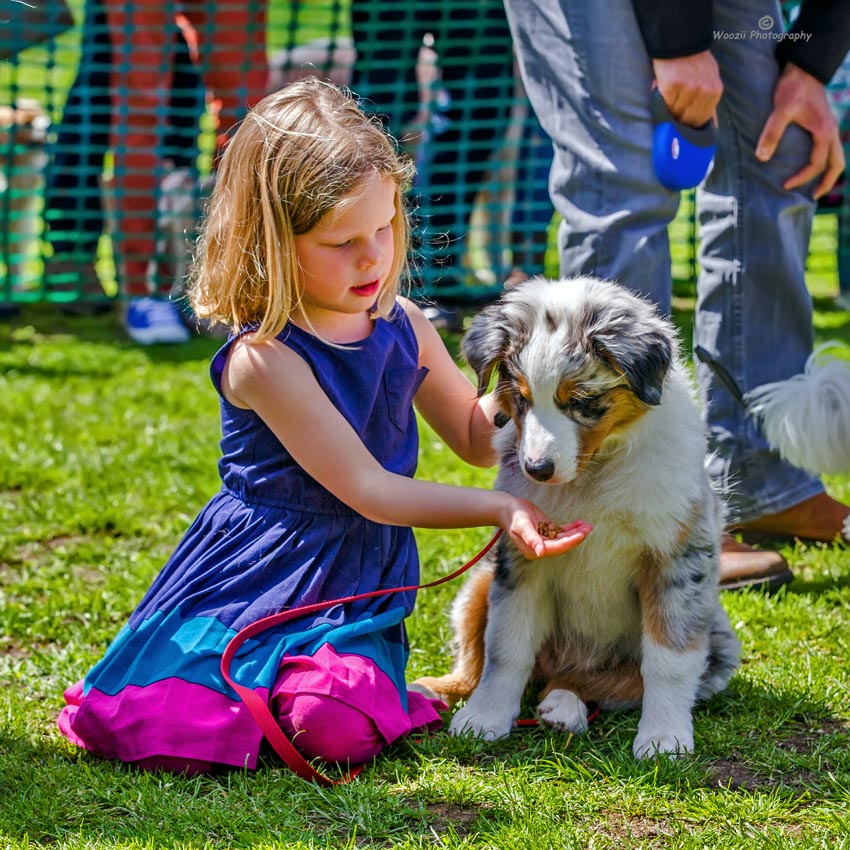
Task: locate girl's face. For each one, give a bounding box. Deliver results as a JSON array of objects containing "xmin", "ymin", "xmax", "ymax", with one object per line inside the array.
[{"xmin": 293, "ymin": 173, "xmax": 397, "ymax": 337}]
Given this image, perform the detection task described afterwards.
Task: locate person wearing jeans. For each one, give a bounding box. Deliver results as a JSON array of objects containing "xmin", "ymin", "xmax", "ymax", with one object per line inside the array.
[
  {"xmin": 43, "ymin": 0, "xmax": 204, "ymax": 324},
  {"xmin": 502, "ymin": 0, "xmax": 850, "ymax": 589}
]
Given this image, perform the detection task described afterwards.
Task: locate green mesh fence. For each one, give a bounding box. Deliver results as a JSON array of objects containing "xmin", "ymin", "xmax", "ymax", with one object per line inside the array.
[{"xmin": 0, "ymin": 0, "xmax": 847, "ymax": 310}]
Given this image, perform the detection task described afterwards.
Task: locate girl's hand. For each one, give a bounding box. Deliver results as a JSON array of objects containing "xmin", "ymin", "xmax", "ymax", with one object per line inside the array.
[{"xmin": 500, "ymin": 496, "xmax": 592, "ymax": 560}]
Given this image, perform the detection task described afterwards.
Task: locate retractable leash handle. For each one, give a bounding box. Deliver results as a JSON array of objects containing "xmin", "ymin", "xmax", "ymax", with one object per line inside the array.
[
  {"xmin": 220, "ymin": 529, "xmax": 504, "ymax": 786},
  {"xmin": 650, "ymin": 89, "xmax": 717, "ymax": 191}
]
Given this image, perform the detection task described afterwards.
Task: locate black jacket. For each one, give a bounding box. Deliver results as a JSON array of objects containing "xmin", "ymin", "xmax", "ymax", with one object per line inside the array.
[{"xmin": 630, "ymin": 0, "xmax": 850, "ymax": 84}]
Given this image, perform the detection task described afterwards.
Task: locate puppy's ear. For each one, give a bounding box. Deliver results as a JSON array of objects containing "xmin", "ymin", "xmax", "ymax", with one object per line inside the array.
[
  {"xmin": 591, "ymin": 326, "xmax": 672, "ymax": 406},
  {"xmin": 462, "ymin": 306, "xmax": 509, "ymax": 396}
]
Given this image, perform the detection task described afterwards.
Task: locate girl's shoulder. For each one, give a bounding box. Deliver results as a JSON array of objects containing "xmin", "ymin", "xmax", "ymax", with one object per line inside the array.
[
  {"xmin": 393, "ymin": 296, "xmax": 453, "ymax": 370},
  {"xmin": 211, "ymin": 330, "xmax": 299, "ymax": 408},
  {"xmin": 393, "ymin": 296, "xmax": 430, "ymax": 339},
  {"xmin": 394, "ymin": 295, "xmax": 419, "ymax": 322},
  {"xmin": 212, "ymin": 324, "xmax": 327, "ymax": 409},
  {"xmin": 385, "ymin": 297, "xmax": 435, "ymax": 363}
]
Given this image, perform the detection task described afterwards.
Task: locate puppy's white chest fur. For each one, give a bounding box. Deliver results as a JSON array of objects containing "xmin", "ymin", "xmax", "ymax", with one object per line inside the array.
[{"xmin": 551, "ymin": 529, "xmax": 642, "ymax": 643}]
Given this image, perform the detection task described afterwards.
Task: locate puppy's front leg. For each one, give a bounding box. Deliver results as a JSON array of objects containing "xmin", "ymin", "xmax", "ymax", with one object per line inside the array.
[
  {"xmin": 633, "ymin": 533, "xmax": 719, "ymax": 759},
  {"xmin": 633, "ymin": 635, "xmax": 707, "ymax": 759},
  {"xmin": 450, "ymin": 576, "xmax": 547, "ymax": 741}
]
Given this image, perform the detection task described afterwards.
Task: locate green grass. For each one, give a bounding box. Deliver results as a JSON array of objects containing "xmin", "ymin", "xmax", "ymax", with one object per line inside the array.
[
  {"xmin": 4, "ymin": 6, "xmax": 850, "ymax": 844},
  {"xmin": 1, "ymin": 245, "xmax": 850, "ymax": 849}
]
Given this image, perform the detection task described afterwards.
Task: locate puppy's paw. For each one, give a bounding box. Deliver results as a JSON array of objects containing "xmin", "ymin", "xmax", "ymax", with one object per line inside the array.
[
  {"xmin": 449, "ymin": 703, "xmax": 513, "ymax": 741},
  {"xmin": 407, "ymin": 681, "xmax": 440, "ymax": 701},
  {"xmin": 632, "ymin": 726, "xmax": 694, "ymax": 760},
  {"xmin": 538, "ymin": 689, "xmax": 589, "ymax": 734},
  {"xmin": 411, "ymin": 675, "xmax": 471, "ymax": 706}
]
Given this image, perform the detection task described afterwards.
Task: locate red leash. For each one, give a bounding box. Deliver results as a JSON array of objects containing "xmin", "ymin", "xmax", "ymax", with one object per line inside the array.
[{"xmin": 221, "ymin": 529, "xmax": 503, "ymax": 786}]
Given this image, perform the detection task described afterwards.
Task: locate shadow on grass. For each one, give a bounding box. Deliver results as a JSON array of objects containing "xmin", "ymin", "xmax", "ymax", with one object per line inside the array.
[
  {"xmin": 395, "ymin": 674, "xmax": 847, "ymax": 795},
  {"xmin": 1, "ymin": 672, "xmax": 847, "ymax": 848},
  {"xmin": 0, "ymin": 303, "xmax": 222, "ymax": 370},
  {"xmin": 784, "ymin": 572, "xmax": 850, "ymax": 596},
  {"xmin": 0, "ymin": 729, "xmax": 447, "ymax": 847}
]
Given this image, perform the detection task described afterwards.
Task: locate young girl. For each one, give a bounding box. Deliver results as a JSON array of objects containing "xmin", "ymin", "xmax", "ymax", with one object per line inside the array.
[{"xmin": 58, "ymin": 78, "xmax": 591, "ymax": 775}]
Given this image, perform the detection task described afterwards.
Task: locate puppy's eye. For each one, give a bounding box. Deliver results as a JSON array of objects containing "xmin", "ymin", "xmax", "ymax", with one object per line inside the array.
[
  {"xmin": 558, "ymin": 394, "xmax": 603, "ymax": 419},
  {"xmin": 512, "ymin": 392, "xmax": 529, "ymax": 415}
]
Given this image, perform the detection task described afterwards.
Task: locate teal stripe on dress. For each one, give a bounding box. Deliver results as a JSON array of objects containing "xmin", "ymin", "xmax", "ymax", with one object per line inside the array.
[{"xmin": 83, "ymin": 605, "xmax": 411, "ymax": 701}]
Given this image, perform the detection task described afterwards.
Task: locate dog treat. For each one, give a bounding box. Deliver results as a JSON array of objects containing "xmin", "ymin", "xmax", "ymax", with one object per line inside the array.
[{"xmin": 537, "ymin": 521, "xmax": 563, "ymax": 539}]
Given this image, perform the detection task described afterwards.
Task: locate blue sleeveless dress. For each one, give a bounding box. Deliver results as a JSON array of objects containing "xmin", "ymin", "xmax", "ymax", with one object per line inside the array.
[{"xmin": 59, "ymin": 304, "xmax": 442, "ymax": 769}]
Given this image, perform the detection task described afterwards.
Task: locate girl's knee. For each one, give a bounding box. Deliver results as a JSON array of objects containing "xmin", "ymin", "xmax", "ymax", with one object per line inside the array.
[{"xmin": 277, "ymin": 693, "xmax": 384, "ymax": 765}]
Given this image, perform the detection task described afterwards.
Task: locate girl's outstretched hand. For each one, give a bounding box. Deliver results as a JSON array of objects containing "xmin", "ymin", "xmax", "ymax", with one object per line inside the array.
[{"xmin": 500, "ymin": 496, "xmax": 592, "ymax": 559}]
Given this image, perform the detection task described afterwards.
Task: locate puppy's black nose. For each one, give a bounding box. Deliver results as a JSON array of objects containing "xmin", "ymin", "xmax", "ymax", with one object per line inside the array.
[{"xmin": 524, "ymin": 459, "xmax": 555, "ymax": 482}]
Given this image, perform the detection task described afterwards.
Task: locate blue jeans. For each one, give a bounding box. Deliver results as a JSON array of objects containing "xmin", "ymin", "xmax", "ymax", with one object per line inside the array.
[{"xmin": 504, "ymin": 0, "xmax": 823, "ymax": 522}]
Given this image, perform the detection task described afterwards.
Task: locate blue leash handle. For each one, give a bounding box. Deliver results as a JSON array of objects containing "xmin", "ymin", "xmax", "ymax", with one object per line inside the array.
[{"xmin": 650, "ymin": 89, "xmax": 717, "ymax": 191}]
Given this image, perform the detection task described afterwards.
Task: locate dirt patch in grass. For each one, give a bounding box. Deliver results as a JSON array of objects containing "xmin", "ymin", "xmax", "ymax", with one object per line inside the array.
[
  {"xmin": 1, "ymin": 535, "xmax": 106, "ymax": 586},
  {"xmin": 706, "ymin": 757, "xmax": 828, "ymax": 794},
  {"xmin": 706, "ymin": 755, "xmax": 761, "ymax": 790},
  {"xmin": 0, "ymin": 636, "xmax": 65, "ymax": 660},
  {"xmin": 0, "ymin": 638, "xmax": 34, "ymax": 660},
  {"xmin": 597, "ymin": 808, "xmax": 808, "ymax": 843},
  {"xmin": 775, "ymin": 718, "xmax": 849, "ymax": 753},
  {"xmin": 595, "ymin": 810, "xmax": 675, "ymax": 843},
  {"xmin": 424, "ymin": 802, "xmax": 483, "ymax": 837},
  {"xmin": 706, "ymin": 719, "xmax": 848, "ymax": 792},
  {"xmin": 13, "ymin": 534, "xmax": 97, "ymax": 564}
]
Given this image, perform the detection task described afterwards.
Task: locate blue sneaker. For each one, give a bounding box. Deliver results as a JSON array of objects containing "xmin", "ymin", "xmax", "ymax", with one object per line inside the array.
[{"xmin": 124, "ymin": 297, "xmax": 190, "ymax": 345}]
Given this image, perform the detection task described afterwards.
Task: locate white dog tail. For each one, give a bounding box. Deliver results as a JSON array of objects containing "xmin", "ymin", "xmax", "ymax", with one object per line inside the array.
[
  {"xmin": 744, "ymin": 343, "xmax": 850, "ymax": 476},
  {"xmin": 696, "ymin": 342, "xmax": 850, "ymax": 476}
]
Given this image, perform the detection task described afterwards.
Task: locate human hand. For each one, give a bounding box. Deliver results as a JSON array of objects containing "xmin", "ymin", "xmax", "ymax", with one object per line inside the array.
[
  {"xmin": 652, "ymin": 52, "xmax": 723, "ymax": 128},
  {"xmin": 500, "ymin": 496, "xmax": 592, "ymax": 559},
  {"xmin": 756, "ymin": 63, "xmax": 845, "ymax": 199}
]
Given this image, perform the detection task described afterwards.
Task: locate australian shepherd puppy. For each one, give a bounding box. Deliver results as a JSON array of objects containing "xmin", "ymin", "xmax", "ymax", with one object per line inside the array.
[{"xmin": 416, "ymin": 277, "xmax": 740, "ymax": 759}]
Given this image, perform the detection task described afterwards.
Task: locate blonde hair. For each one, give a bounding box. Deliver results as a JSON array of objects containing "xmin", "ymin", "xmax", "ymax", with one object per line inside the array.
[{"xmin": 188, "ymin": 77, "xmax": 414, "ymax": 342}]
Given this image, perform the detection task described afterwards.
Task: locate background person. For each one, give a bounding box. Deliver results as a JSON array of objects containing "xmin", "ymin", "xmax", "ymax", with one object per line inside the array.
[
  {"xmin": 43, "ymin": 0, "xmax": 204, "ymax": 317},
  {"xmin": 105, "ymin": 0, "xmax": 268, "ymax": 344},
  {"xmin": 502, "ymin": 0, "xmax": 850, "ymax": 589},
  {"xmin": 351, "ymin": 0, "xmax": 515, "ymax": 297}
]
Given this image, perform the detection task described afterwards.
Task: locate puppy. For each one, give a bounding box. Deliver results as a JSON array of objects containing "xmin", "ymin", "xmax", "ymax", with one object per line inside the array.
[
  {"xmin": 417, "ymin": 277, "xmax": 740, "ymax": 759},
  {"xmin": 0, "ymin": 99, "xmax": 49, "ymax": 290}
]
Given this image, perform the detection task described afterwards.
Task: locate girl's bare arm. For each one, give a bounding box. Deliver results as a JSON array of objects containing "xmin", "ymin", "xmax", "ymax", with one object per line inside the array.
[
  {"xmin": 222, "ymin": 336, "xmax": 589, "ymax": 560},
  {"xmin": 400, "ymin": 298, "xmax": 501, "ymax": 468}
]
